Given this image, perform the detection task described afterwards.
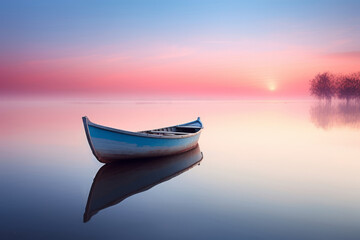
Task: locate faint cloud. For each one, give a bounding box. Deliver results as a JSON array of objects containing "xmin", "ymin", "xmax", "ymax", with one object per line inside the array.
[
  {"xmin": 102, "ymin": 55, "xmax": 130, "ymax": 63},
  {"xmin": 322, "ymin": 51, "xmax": 360, "ymax": 59},
  {"xmin": 330, "ymin": 38, "xmax": 353, "ymax": 48},
  {"xmin": 25, "ymin": 54, "xmax": 129, "ymax": 65},
  {"xmin": 152, "ymin": 46, "xmax": 194, "ymax": 60},
  {"xmin": 201, "ymin": 40, "xmax": 246, "ymax": 45}
]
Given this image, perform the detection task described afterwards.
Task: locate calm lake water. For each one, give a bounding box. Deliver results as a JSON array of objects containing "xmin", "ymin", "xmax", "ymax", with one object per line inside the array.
[{"xmin": 1, "ymin": 100, "xmax": 360, "ymax": 239}]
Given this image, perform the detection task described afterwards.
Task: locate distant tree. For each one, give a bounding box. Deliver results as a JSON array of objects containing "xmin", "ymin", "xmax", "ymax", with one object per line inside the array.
[
  {"xmin": 354, "ymin": 72, "xmax": 360, "ymax": 102},
  {"xmin": 336, "ymin": 73, "xmax": 360, "ymax": 103},
  {"xmin": 309, "ymin": 72, "xmax": 336, "ymax": 101}
]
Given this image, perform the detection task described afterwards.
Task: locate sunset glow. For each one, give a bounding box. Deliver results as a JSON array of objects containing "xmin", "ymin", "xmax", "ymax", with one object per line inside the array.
[
  {"xmin": 1, "ymin": 1, "xmax": 360, "ymax": 99},
  {"xmin": 267, "ymin": 82, "xmax": 277, "ymax": 92}
]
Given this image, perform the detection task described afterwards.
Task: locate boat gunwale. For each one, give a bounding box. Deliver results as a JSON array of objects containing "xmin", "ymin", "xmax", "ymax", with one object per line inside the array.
[{"xmin": 84, "ymin": 117, "xmax": 203, "ymax": 139}]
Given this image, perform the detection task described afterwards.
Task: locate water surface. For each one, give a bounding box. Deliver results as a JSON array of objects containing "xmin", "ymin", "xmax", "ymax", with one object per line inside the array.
[{"xmin": 1, "ymin": 100, "xmax": 360, "ymax": 239}]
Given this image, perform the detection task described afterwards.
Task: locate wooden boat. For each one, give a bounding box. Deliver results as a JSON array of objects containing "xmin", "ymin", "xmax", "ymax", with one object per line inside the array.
[
  {"xmin": 82, "ymin": 116, "xmax": 203, "ymax": 163},
  {"xmin": 83, "ymin": 146, "xmax": 203, "ymax": 222}
]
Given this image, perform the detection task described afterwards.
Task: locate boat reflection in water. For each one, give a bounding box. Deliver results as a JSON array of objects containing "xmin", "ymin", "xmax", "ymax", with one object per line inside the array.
[{"xmin": 84, "ymin": 145, "xmax": 203, "ymax": 222}]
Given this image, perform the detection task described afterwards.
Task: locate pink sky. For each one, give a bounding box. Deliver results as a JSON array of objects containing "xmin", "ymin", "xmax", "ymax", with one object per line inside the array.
[
  {"xmin": 1, "ymin": 1, "xmax": 360, "ymax": 99},
  {"xmin": 2, "ymin": 43, "xmax": 359, "ymax": 99}
]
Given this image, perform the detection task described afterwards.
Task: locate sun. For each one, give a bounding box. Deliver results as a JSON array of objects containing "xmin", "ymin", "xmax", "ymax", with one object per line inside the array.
[{"xmin": 267, "ymin": 82, "xmax": 277, "ymax": 91}]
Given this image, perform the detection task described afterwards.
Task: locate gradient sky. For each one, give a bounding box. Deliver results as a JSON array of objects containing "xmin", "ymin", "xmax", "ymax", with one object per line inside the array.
[{"xmin": 1, "ymin": 0, "xmax": 360, "ymax": 99}]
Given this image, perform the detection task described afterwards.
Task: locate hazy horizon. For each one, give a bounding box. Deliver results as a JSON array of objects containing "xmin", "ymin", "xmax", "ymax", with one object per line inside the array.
[{"xmin": 0, "ymin": 93, "xmax": 315, "ymax": 102}]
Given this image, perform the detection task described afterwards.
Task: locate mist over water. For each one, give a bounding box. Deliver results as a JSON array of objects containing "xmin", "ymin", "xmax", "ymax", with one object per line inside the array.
[{"xmin": 1, "ymin": 100, "xmax": 360, "ymax": 239}]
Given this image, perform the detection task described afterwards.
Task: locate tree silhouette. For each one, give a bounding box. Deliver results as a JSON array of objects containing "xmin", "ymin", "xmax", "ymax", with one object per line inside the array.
[
  {"xmin": 336, "ymin": 72, "xmax": 360, "ymax": 103},
  {"xmin": 309, "ymin": 72, "xmax": 336, "ymax": 101},
  {"xmin": 309, "ymin": 72, "xmax": 360, "ymax": 103}
]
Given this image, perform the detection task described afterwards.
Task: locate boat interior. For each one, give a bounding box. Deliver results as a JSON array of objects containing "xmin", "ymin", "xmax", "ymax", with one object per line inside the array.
[{"xmin": 141, "ymin": 125, "xmax": 201, "ymax": 136}]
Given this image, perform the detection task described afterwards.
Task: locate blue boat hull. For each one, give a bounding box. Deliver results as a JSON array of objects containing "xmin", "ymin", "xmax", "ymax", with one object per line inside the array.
[{"xmin": 83, "ymin": 117, "xmax": 202, "ymax": 163}]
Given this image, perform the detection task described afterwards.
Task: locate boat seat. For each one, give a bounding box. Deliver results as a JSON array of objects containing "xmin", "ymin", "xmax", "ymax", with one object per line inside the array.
[
  {"xmin": 176, "ymin": 125, "xmax": 202, "ymax": 129},
  {"xmin": 148, "ymin": 130, "xmax": 190, "ymax": 135}
]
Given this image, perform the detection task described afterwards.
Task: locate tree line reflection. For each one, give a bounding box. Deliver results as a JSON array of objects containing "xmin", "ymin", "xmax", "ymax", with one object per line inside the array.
[{"xmin": 310, "ymin": 102, "xmax": 360, "ymax": 130}]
